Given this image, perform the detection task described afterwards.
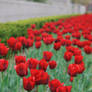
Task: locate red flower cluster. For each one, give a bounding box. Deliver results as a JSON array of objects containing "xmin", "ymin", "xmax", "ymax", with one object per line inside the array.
[
  {"xmin": 49, "ymin": 79, "xmax": 72, "ymax": 92},
  {"xmin": 7, "ymin": 37, "xmax": 22, "ymax": 51},
  {"xmin": 13, "ymin": 54, "xmax": 58, "ymax": 91},
  {"xmin": 31, "ymin": 69, "xmax": 50, "ymax": 85},
  {"xmin": 43, "ymin": 35, "xmax": 54, "ymax": 45},
  {"xmin": 68, "ymin": 62, "xmax": 85, "ymax": 79},
  {"xmin": 22, "ymin": 69, "xmax": 50, "ymax": 91},
  {"xmin": 14, "ymin": 55, "xmax": 28, "ymax": 77},
  {"xmin": 7, "ymin": 36, "xmax": 34, "ymax": 52}
]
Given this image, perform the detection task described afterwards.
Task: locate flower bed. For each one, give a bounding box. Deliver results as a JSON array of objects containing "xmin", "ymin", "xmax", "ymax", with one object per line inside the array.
[{"xmin": 0, "ymin": 14, "xmax": 92, "ymax": 92}]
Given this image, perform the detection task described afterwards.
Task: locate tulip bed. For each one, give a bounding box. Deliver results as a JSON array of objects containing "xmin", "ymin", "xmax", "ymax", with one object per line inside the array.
[{"xmin": 0, "ymin": 14, "xmax": 92, "ymax": 92}]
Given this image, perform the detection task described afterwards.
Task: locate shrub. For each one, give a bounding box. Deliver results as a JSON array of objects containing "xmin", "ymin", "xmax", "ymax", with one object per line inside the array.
[{"xmin": 0, "ymin": 14, "xmax": 78, "ymax": 44}]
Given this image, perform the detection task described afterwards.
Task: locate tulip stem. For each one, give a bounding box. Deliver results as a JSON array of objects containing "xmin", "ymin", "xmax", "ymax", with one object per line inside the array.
[
  {"xmin": 43, "ymin": 85, "xmax": 47, "ymax": 92},
  {"xmin": 21, "ymin": 78, "xmax": 24, "ymax": 92},
  {"xmin": 65, "ymin": 63, "xmax": 68, "ymax": 76},
  {"xmin": 22, "ymin": 88, "xmax": 24, "ymax": 92},
  {"xmin": 2, "ymin": 72, "xmax": 3, "ymax": 80},
  {"xmin": 17, "ymin": 76, "xmax": 19, "ymax": 92},
  {"xmin": 35, "ymin": 86, "xmax": 38, "ymax": 92},
  {"xmin": 1, "ymin": 72, "xmax": 4, "ymax": 92}
]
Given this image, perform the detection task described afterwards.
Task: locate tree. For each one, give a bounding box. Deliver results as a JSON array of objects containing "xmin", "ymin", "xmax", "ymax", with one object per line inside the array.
[
  {"xmin": 71, "ymin": 0, "xmax": 91, "ymax": 13},
  {"xmin": 71, "ymin": 0, "xmax": 90, "ymax": 5},
  {"xmin": 27, "ymin": 0, "xmax": 47, "ymax": 3}
]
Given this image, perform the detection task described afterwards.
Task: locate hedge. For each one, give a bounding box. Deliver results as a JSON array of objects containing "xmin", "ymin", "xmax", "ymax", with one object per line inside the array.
[{"xmin": 0, "ymin": 14, "xmax": 78, "ymax": 44}]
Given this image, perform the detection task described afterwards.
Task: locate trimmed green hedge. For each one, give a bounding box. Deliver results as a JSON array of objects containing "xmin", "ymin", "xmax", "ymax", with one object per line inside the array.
[{"xmin": 0, "ymin": 14, "xmax": 78, "ymax": 44}]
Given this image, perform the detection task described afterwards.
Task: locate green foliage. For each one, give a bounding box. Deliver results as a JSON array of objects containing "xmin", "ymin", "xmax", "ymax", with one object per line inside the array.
[
  {"xmin": 0, "ymin": 14, "xmax": 91, "ymax": 92},
  {"xmin": 0, "ymin": 40, "xmax": 91, "ymax": 92},
  {"xmin": 27, "ymin": 0, "xmax": 47, "ymax": 3},
  {"xmin": 71, "ymin": 0, "xmax": 90, "ymax": 5},
  {"xmin": 0, "ymin": 14, "xmax": 77, "ymax": 44},
  {"xmin": 24, "ymin": 37, "xmax": 92, "ymax": 92}
]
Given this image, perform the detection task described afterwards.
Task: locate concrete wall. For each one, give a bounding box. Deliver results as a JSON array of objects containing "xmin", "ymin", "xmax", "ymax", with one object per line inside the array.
[{"xmin": 0, "ymin": 0, "xmax": 86, "ymax": 22}]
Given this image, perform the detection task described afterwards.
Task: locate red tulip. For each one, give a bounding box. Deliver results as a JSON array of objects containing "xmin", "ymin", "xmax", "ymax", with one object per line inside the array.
[
  {"xmin": 65, "ymin": 39, "xmax": 72, "ymax": 46},
  {"xmin": 14, "ymin": 42, "xmax": 22, "ymax": 51},
  {"xmin": 70, "ymin": 76, "xmax": 74, "ymax": 82},
  {"xmin": 17, "ymin": 36, "xmax": 26, "ymax": 46},
  {"xmin": 65, "ymin": 35, "xmax": 71, "ymax": 40},
  {"xmin": 27, "ymin": 58, "xmax": 39, "ymax": 69},
  {"xmin": 39, "ymin": 59, "xmax": 48, "ymax": 71},
  {"xmin": 73, "ymin": 49, "xmax": 82, "ymax": 56},
  {"xmin": 14, "ymin": 63, "xmax": 28, "ymax": 77},
  {"xmin": 77, "ymin": 62, "xmax": 85, "ymax": 74},
  {"xmin": 31, "ymin": 24, "xmax": 36, "ymax": 29},
  {"xmin": 25, "ymin": 39, "xmax": 34, "ymax": 48},
  {"xmin": 56, "ymin": 86, "xmax": 66, "ymax": 92},
  {"xmin": 68, "ymin": 64, "xmax": 78, "ymax": 76},
  {"xmin": 64, "ymin": 51, "xmax": 73, "ymax": 62},
  {"xmin": 66, "ymin": 86, "xmax": 72, "ymax": 92},
  {"xmin": 35, "ymin": 41, "xmax": 41, "ymax": 49},
  {"xmin": 0, "ymin": 45, "xmax": 9, "ymax": 56},
  {"xmin": 15, "ymin": 55, "xmax": 26, "ymax": 65},
  {"xmin": 48, "ymin": 79, "xmax": 61, "ymax": 92},
  {"xmin": 34, "ymin": 30, "xmax": 40, "ymax": 36},
  {"xmin": 7, "ymin": 37, "xmax": 16, "ymax": 48},
  {"xmin": 74, "ymin": 55, "xmax": 83, "ymax": 64},
  {"xmin": 49, "ymin": 60, "xmax": 57, "ymax": 69},
  {"xmin": 0, "ymin": 59, "xmax": 8, "ymax": 72},
  {"xmin": 35, "ymin": 36, "xmax": 41, "ymax": 41},
  {"xmin": 54, "ymin": 42, "xmax": 61, "ymax": 50},
  {"xmin": 23, "ymin": 76, "xmax": 35, "ymax": 91},
  {"xmin": 43, "ymin": 51, "xmax": 53, "ymax": 61},
  {"xmin": 43, "ymin": 35, "xmax": 54, "ymax": 45},
  {"xmin": 84, "ymin": 46, "xmax": 92, "ymax": 54}
]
